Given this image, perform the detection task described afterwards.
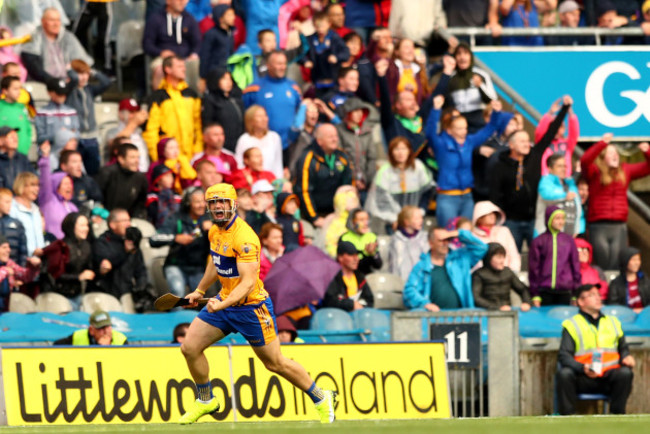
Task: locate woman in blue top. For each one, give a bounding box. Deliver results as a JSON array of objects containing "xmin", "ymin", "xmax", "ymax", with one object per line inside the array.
[
  {"xmin": 500, "ymin": 0, "xmax": 545, "ymax": 46},
  {"xmin": 426, "ymin": 96, "xmax": 508, "ymax": 227}
]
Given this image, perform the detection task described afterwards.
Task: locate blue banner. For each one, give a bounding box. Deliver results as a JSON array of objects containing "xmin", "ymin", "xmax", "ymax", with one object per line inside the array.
[{"xmin": 475, "ymin": 48, "xmax": 650, "ymax": 139}]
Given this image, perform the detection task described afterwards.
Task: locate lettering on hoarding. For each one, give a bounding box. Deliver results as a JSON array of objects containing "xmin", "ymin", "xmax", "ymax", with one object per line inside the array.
[
  {"xmin": 12, "ymin": 356, "xmax": 441, "ymax": 423},
  {"xmin": 586, "ymin": 61, "xmax": 650, "ymax": 128}
]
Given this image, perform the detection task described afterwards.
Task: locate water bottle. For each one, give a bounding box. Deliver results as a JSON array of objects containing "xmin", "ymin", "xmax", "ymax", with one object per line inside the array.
[{"xmin": 591, "ymin": 349, "xmax": 603, "ymax": 376}]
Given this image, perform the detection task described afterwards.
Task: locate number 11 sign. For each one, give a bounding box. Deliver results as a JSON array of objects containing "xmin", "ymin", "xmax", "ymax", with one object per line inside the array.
[{"xmin": 430, "ymin": 323, "xmax": 480, "ymax": 369}]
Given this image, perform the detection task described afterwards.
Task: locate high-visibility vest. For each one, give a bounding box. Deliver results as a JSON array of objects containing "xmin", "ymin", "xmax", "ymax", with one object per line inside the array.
[
  {"xmin": 71, "ymin": 329, "xmax": 127, "ymax": 346},
  {"xmin": 562, "ymin": 313, "xmax": 623, "ymax": 377}
]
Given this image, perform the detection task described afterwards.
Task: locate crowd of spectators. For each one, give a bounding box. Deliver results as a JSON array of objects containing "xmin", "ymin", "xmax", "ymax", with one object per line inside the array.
[{"xmin": 1, "ymin": 0, "xmax": 650, "ymax": 330}]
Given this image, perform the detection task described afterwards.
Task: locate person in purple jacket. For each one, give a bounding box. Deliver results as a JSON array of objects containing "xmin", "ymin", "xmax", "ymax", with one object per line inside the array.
[
  {"xmin": 528, "ymin": 205, "xmax": 580, "ymax": 307},
  {"xmin": 37, "ymin": 141, "xmax": 78, "ymax": 240}
]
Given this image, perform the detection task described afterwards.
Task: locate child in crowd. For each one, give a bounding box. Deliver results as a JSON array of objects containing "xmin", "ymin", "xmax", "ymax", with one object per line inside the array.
[
  {"xmin": 575, "ymin": 237, "xmax": 609, "ymax": 301},
  {"xmin": 340, "ymin": 208, "xmax": 382, "ymax": 275},
  {"xmin": 536, "ymin": 97, "xmax": 579, "ymax": 177},
  {"xmin": 0, "ymin": 188, "xmax": 28, "ymax": 266},
  {"xmin": 0, "ymin": 75, "xmax": 33, "ymax": 155},
  {"xmin": 235, "ymin": 188, "xmax": 253, "ymax": 220},
  {"xmin": 275, "ymin": 193, "xmax": 304, "ymax": 252},
  {"xmin": 388, "ymin": 205, "xmax": 429, "ymax": 282},
  {"xmin": 146, "ymin": 165, "xmax": 181, "ymax": 228},
  {"xmin": 471, "ymin": 201, "xmax": 521, "ymax": 272},
  {"xmin": 608, "ymin": 247, "xmax": 650, "ymax": 313},
  {"xmin": 472, "ymin": 242, "xmax": 531, "ymax": 311},
  {"xmin": 66, "ymin": 59, "xmax": 111, "ymax": 135},
  {"xmin": 150, "ymin": 138, "xmax": 197, "ymax": 194},
  {"xmin": 535, "ymin": 153, "xmax": 581, "ymax": 237},
  {"xmin": 303, "ymin": 11, "xmax": 350, "ymax": 97},
  {"xmin": 528, "ymin": 206, "xmax": 581, "ymax": 306},
  {"xmin": 0, "ymin": 234, "xmax": 40, "ymax": 312}
]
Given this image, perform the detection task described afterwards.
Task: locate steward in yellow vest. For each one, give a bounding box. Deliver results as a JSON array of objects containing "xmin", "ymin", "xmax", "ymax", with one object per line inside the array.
[
  {"xmin": 53, "ymin": 310, "xmax": 128, "ymax": 346},
  {"xmin": 556, "ymin": 284, "xmax": 634, "ymax": 415}
]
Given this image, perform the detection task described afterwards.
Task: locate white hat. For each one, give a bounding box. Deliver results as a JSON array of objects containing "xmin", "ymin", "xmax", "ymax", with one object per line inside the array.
[{"xmin": 251, "ymin": 179, "xmax": 275, "ymax": 195}]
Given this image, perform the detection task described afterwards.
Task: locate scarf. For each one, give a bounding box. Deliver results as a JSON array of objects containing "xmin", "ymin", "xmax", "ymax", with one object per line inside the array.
[{"xmin": 396, "ymin": 115, "xmax": 422, "ymax": 134}]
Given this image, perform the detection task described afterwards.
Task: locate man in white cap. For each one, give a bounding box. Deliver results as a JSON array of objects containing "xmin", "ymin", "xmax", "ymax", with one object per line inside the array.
[
  {"xmin": 546, "ymin": 1, "xmax": 595, "ymax": 45},
  {"xmin": 246, "ymin": 179, "xmax": 276, "ymax": 233},
  {"xmin": 53, "ymin": 310, "xmax": 128, "ymax": 345}
]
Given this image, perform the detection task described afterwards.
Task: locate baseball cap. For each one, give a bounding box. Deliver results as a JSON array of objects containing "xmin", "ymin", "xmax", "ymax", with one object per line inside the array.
[
  {"xmin": 0, "ymin": 234, "xmax": 8, "ymax": 246},
  {"xmin": 337, "ymin": 240, "xmax": 358, "ymax": 256},
  {"xmin": 558, "ymin": 0, "xmax": 580, "ymax": 14},
  {"xmin": 251, "ymin": 179, "xmax": 275, "ymax": 195},
  {"xmin": 119, "ymin": 98, "xmax": 140, "ymax": 112},
  {"xmin": 575, "ymin": 283, "xmax": 602, "ymax": 298},
  {"xmin": 46, "ymin": 77, "xmax": 72, "ymax": 95},
  {"xmin": 596, "ymin": 0, "xmax": 616, "ymax": 17},
  {"xmin": 89, "ymin": 310, "xmax": 112, "ymax": 328},
  {"xmin": 0, "ymin": 126, "xmax": 19, "ymax": 137}
]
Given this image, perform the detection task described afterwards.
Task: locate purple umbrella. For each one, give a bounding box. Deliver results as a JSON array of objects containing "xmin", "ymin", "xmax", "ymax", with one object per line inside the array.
[{"xmin": 264, "ymin": 246, "xmax": 341, "ymax": 314}]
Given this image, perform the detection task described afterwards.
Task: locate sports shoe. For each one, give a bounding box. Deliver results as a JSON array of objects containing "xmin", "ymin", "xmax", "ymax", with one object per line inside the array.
[
  {"xmin": 314, "ymin": 390, "xmax": 338, "ymax": 424},
  {"xmin": 178, "ymin": 398, "xmax": 220, "ymax": 424}
]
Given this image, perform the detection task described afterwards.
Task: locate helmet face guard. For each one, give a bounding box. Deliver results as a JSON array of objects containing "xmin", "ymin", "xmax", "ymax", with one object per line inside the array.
[{"xmin": 206, "ymin": 197, "xmax": 237, "ymax": 224}]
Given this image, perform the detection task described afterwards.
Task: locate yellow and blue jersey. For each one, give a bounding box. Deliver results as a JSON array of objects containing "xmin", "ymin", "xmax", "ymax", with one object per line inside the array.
[
  {"xmin": 208, "ymin": 215, "xmax": 269, "ymax": 306},
  {"xmin": 200, "ymin": 215, "xmax": 277, "ymax": 346}
]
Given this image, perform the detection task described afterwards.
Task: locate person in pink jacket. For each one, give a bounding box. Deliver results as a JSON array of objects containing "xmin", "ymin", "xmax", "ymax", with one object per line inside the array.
[
  {"xmin": 536, "ymin": 97, "xmax": 579, "ymax": 177},
  {"xmin": 471, "ymin": 200, "xmax": 521, "ymax": 273}
]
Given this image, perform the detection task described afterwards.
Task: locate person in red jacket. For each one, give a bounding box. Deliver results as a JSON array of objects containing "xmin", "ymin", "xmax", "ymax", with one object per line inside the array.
[
  {"xmin": 229, "ymin": 147, "xmax": 276, "ymax": 191},
  {"xmin": 580, "ymin": 134, "xmax": 650, "ymax": 270}
]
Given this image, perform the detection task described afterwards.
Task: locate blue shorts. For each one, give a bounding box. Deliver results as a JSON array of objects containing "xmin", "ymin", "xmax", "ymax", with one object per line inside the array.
[{"xmin": 197, "ymin": 297, "xmax": 278, "ymax": 346}]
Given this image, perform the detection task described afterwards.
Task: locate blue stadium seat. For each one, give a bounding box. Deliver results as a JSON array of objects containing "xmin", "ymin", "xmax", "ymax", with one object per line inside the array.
[
  {"xmin": 351, "ymin": 308, "xmax": 391, "ymax": 341},
  {"xmin": 309, "ymin": 308, "xmax": 367, "ymax": 342},
  {"xmin": 601, "ymin": 305, "xmax": 636, "ymax": 323},
  {"xmin": 546, "ymin": 306, "xmax": 579, "ymax": 321},
  {"xmin": 310, "ymin": 308, "xmax": 354, "ymax": 330}
]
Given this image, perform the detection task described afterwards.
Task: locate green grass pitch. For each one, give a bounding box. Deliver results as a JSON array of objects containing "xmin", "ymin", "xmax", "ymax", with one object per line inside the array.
[{"xmin": 1, "ymin": 416, "xmax": 650, "ymax": 434}]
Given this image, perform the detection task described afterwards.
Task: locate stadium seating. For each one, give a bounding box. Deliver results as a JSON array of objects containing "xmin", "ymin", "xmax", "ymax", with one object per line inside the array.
[
  {"xmin": 8, "ymin": 293, "xmax": 36, "ymax": 313},
  {"xmin": 351, "ymin": 308, "xmax": 391, "ymax": 341},
  {"xmin": 375, "ymin": 235, "xmax": 390, "ymax": 271},
  {"xmin": 309, "ymin": 308, "xmax": 367, "ymax": 342},
  {"xmin": 23, "ymin": 81, "xmax": 49, "ymax": 109},
  {"xmin": 116, "ymin": 20, "xmax": 145, "ymax": 92},
  {"xmin": 34, "ymin": 292, "xmax": 73, "ymax": 314},
  {"xmin": 366, "ymin": 272, "xmax": 405, "ymax": 310},
  {"xmin": 366, "ymin": 272, "xmax": 403, "ymax": 292},
  {"xmin": 131, "ymin": 218, "xmax": 156, "ymax": 239},
  {"xmin": 601, "ymin": 305, "xmax": 637, "ymax": 323},
  {"xmin": 603, "ymin": 270, "xmax": 620, "ymax": 283},
  {"xmin": 80, "ymin": 292, "xmax": 123, "ymax": 313}
]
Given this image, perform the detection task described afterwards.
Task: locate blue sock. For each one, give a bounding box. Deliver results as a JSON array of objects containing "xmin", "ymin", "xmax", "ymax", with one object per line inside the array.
[
  {"xmin": 306, "ymin": 382, "xmax": 325, "ymax": 404},
  {"xmin": 196, "ymin": 382, "xmax": 213, "ymax": 402}
]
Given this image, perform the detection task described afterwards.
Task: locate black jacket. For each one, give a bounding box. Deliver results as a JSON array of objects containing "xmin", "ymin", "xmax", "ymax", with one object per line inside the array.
[
  {"xmin": 95, "ymin": 164, "xmax": 148, "ymax": 219},
  {"xmin": 489, "ymin": 104, "xmax": 569, "ymax": 221},
  {"xmin": 201, "ymin": 67, "xmax": 244, "ymax": 152},
  {"xmin": 472, "ymin": 267, "xmax": 531, "ymax": 310},
  {"xmin": 149, "ymin": 211, "xmax": 210, "ymax": 269},
  {"xmin": 322, "ymin": 270, "xmax": 374, "ymax": 312},
  {"xmin": 293, "ymin": 142, "xmax": 354, "ymax": 222},
  {"xmin": 0, "ymin": 151, "xmax": 35, "ymax": 190},
  {"xmin": 607, "ymin": 247, "xmax": 650, "ymax": 308},
  {"xmin": 0, "ymin": 215, "xmax": 27, "ymax": 266},
  {"xmin": 93, "ymin": 230, "xmax": 147, "ymax": 297}
]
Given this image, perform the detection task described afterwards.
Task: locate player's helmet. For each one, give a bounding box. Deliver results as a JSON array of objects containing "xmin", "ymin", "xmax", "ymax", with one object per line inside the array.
[{"xmin": 205, "ymin": 183, "xmax": 238, "ymax": 223}]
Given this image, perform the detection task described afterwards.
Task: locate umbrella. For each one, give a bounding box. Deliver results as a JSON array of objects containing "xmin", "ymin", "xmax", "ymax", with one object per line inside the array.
[{"xmin": 264, "ymin": 245, "xmax": 340, "ymax": 315}]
